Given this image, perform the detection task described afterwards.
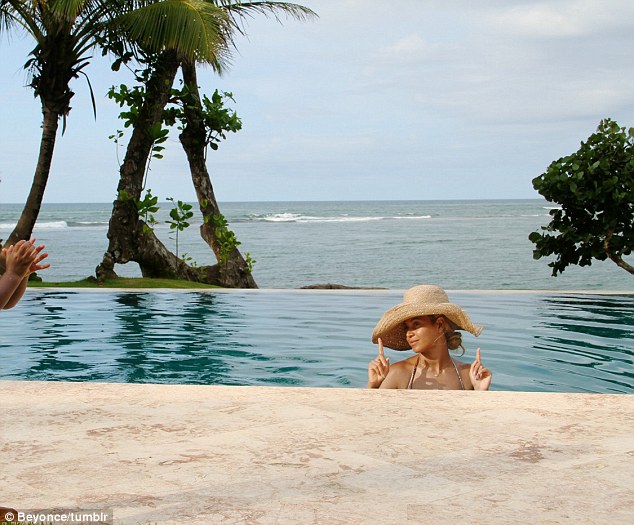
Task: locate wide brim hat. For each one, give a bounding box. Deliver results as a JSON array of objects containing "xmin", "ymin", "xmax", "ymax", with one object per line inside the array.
[{"xmin": 372, "ymin": 285, "xmax": 483, "ymax": 350}]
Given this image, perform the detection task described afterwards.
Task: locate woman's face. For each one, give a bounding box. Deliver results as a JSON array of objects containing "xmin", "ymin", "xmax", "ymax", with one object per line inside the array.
[{"xmin": 404, "ymin": 316, "xmax": 443, "ymax": 353}]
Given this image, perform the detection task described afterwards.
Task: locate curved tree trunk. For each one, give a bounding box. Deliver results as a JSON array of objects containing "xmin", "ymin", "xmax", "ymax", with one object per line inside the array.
[
  {"xmin": 1, "ymin": 106, "xmax": 59, "ymax": 268},
  {"xmin": 95, "ymin": 52, "xmax": 235, "ymax": 286},
  {"xmin": 604, "ymin": 233, "xmax": 634, "ymax": 275},
  {"xmin": 0, "ymin": 20, "xmax": 81, "ymax": 272},
  {"xmin": 97, "ymin": 51, "xmax": 182, "ymax": 280},
  {"xmin": 179, "ymin": 61, "xmax": 257, "ymax": 288},
  {"xmin": 1, "ymin": 27, "xmax": 78, "ymax": 273}
]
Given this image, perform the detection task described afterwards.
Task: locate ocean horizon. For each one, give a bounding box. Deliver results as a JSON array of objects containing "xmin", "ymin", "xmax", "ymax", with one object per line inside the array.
[{"xmin": 1, "ymin": 198, "xmax": 633, "ymax": 290}]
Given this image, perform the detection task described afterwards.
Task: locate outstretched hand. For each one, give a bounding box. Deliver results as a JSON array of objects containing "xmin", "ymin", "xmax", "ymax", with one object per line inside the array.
[
  {"xmin": 469, "ymin": 348, "xmax": 492, "ymax": 390},
  {"xmin": 2, "ymin": 239, "xmax": 49, "ymax": 279},
  {"xmin": 1, "ymin": 238, "xmax": 50, "ymax": 310},
  {"xmin": 27, "ymin": 239, "xmax": 50, "ymax": 275},
  {"xmin": 368, "ymin": 338, "xmax": 390, "ymax": 388}
]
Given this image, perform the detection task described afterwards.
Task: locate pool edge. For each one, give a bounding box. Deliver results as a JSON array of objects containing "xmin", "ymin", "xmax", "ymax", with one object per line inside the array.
[{"xmin": 3, "ymin": 381, "xmax": 633, "ymax": 524}]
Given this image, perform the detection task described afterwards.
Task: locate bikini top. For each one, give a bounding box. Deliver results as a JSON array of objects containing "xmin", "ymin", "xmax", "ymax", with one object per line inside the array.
[{"xmin": 407, "ymin": 355, "xmax": 465, "ymax": 390}]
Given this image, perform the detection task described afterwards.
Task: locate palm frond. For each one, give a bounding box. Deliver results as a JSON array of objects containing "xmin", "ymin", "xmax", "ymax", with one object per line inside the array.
[
  {"xmin": 213, "ymin": 0, "xmax": 317, "ymax": 23},
  {"xmin": 0, "ymin": 0, "xmax": 46, "ymax": 44},
  {"xmin": 0, "ymin": 1, "xmax": 20, "ymax": 34},
  {"xmin": 114, "ymin": 0, "xmax": 233, "ymax": 64},
  {"xmin": 210, "ymin": 1, "xmax": 317, "ymax": 47},
  {"xmin": 47, "ymin": 0, "xmax": 101, "ymax": 22}
]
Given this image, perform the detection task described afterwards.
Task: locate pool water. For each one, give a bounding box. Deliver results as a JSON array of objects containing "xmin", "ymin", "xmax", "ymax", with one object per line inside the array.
[{"xmin": 1, "ymin": 290, "xmax": 632, "ymax": 393}]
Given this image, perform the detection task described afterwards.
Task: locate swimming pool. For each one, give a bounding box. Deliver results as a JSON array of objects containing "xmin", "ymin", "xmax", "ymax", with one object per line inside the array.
[{"xmin": 1, "ymin": 290, "xmax": 632, "ymax": 393}]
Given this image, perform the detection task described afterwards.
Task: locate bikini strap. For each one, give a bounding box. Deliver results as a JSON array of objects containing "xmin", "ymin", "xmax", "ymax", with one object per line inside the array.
[
  {"xmin": 451, "ymin": 358, "xmax": 465, "ymax": 390},
  {"xmin": 407, "ymin": 355, "xmax": 421, "ymax": 389}
]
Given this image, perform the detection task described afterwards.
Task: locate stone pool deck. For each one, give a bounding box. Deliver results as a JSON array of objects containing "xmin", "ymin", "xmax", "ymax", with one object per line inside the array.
[{"xmin": 1, "ymin": 382, "xmax": 633, "ymax": 524}]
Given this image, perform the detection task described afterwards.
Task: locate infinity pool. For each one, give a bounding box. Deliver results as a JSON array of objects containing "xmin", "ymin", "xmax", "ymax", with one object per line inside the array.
[{"xmin": 1, "ymin": 290, "xmax": 632, "ymax": 393}]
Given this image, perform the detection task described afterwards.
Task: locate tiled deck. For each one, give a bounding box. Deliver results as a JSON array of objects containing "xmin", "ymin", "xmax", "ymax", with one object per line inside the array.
[{"xmin": 1, "ymin": 381, "xmax": 633, "ymax": 524}]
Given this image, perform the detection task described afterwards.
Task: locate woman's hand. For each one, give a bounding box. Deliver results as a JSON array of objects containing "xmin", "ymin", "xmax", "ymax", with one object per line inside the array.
[
  {"xmin": 3, "ymin": 239, "xmax": 49, "ymax": 279},
  {"xmin": 27, "ymin": 240, "xmax": 50, "ymax": 275},
  {"xmin": 368, "ymin": 338, "xmax": 390, "ymax": 388},
  {"xmin": 3, "ymin": 240, "xmax": 36, "ymax": 279},
  {"xmin": 470, "ymin": 348, "xmax": 492, "ymax": 390}
]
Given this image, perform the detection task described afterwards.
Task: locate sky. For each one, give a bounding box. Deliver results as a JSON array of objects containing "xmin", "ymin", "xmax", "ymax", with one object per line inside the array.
[{"xmin": 1, "ymin": 0, "xmax": 634, "ymax": 203}]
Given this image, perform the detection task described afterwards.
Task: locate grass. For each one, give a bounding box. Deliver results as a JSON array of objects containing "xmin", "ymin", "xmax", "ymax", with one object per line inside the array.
[{"xmin": 28, "ymin": 277, "xmax": 219, "ymax": 289}]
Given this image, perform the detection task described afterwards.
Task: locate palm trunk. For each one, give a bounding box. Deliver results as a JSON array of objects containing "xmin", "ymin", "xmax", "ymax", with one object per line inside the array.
[
  {"xmin": 0, "ymin": 106, "xmax": 59, "ymax": 274},
  {"xmin": 179, "ymin": 61, "xmax": 257, "ymax": 288},
  {"xmin": 1, "ymin": 26, "xmax": 76, "ymax": 273}
]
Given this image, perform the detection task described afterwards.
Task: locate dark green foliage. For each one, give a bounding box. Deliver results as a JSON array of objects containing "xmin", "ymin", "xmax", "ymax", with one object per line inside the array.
[
  {"xmin": 178, "ymin": 85, "xmax": 242, "ymax": 151},
  {"xmin": 136, "ymin": 189, "xmax": 160, "ymax": 235},
  {"xmin": 206, "ymin": 212, "xmax": 241, "ymax": 265},
  {"xmin": 108, "ymin": 78, "xmax": 241, "ymax": 164},
  {"xmin": 166, "ymin": 197, "xmax": 194, "ymax": 258},
  {"xmin": 530, "ymin": 118, "xmax": 634, "ymax": 276}
]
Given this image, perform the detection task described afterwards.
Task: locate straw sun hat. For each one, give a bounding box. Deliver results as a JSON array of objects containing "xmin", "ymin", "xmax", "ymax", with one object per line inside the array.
[{"xmin": 372, "ymin": 285, "xmax": 484, "ymax": 350}]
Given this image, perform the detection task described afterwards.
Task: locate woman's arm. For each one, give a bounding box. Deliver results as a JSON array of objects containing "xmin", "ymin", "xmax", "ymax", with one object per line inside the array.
[{"xmin": 0, "ymin": 268, "xmax": 26, "ymax": 310}]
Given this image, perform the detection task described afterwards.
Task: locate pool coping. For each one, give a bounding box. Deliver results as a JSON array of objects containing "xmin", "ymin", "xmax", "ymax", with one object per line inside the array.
[
  {"xmin": 27, "ymin": 287, "xmax": 634, "ymax": 294},
  {"xmin": 2, "ymin": 381, "xmax": 633, "ymax": 524}
]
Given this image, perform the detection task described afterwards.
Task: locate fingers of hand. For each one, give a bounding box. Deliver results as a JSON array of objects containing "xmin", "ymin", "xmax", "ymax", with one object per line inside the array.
[
  {"xmin": 34, "ymin": 252, "xmax": 48, "ymax": 264},
  {"xmin": 33, "ymin": 262, "xmax": 51, "ymax": 271},
  {"xmin": 369, "ymin": 357, "xmax": 389, "ymax": 380},
  {"xmin": 473, "ymin": 365, "xmax": 490, "ymax": 382},
  {"xmin": 378, "ymin": 338, "xmax": 385, "ymax": 357},
  {"xmin": 15, "ymin": 240, "xmax": 36, "ymax": 259},
  {"xmin": 471, "ymin": 361, "xmax": 482, "ymax": 381},
  {"xmin": 471, "ymin": 348, "xmax": 487, "ymax": 381},
  {"xmin": 14, "ymin": 240, "xmax": 29, "ymax": 251}
]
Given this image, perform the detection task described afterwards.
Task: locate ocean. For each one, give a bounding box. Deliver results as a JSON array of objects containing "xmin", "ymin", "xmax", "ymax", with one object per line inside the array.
[{"xmin": 1, "ymin": 199, "xmax": 633, "ymax": 290}]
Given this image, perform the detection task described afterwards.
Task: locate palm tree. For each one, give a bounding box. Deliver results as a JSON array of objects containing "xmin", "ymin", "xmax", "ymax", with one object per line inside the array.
[
  {"xmin": 96, "ymin": 1, "xmax": 316, "ymax": 287},
  {"xmin": 0, "ymin": 0, "xmax": 233, "ymax": 270}
]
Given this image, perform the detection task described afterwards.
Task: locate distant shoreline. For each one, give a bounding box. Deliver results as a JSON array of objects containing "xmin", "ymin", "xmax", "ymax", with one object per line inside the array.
[
  {"xmin": 1, "ymin": 197, "xmax": 548, "ymax": 206},
  {"xmin": 27, "ymin": 282, "xmax": 634, "ymax": 295}
]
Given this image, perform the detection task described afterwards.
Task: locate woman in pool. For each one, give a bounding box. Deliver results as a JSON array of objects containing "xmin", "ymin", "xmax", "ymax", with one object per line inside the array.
[{"xmin": 368, "ymin": 284, "xmax": 492, "ymax": 390}]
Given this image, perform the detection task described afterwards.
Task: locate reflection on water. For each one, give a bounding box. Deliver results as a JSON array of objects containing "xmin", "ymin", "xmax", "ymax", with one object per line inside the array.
[
  {"xmin": 531, "ymin": 295, "xmax": 633, "ymax": 393},
  {"xmin": 0, "ymin": 290, "xmax": 632, "ymax": 393}
]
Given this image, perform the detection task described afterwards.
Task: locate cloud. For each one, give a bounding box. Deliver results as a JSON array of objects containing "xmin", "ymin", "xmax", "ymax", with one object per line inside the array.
[
  {"xmin": 487, "ymin": 0, "xmax": 634, "ymax": 39},
  {"xmin": 378, "ymin": 34, "xmax": 452, "ymax": 64},
  {"xmin": 2, "ymin": 0, "xmax": 634, "ymax": 203},
  {"xmin": 489, "ymin": 5, "xmax": 584, "ymax": 37}
]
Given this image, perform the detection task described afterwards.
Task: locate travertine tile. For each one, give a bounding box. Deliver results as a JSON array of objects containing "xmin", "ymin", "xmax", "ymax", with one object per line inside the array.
[{"xmin": 1, "ymin": 382, "xmax": 632, "ymax": 524}]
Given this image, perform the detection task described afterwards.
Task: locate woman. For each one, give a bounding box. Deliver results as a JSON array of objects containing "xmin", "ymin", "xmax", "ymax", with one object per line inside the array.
[{"xmin": 368, "ymin": 284, "xmax": 492, "ymax": 390}]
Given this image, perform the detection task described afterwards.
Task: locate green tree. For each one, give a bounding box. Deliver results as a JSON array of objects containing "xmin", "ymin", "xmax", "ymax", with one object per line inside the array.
[
  {"xmin": 0, "ymin": 0, "xmax": 232, "ymax": 271},
  {"xmin": 530, "ymin": 118, "xmax": 634, "ymax": 276},
  {"xmin": 96, "ymin": 1, "xmax": 315, "ymax": 287}
]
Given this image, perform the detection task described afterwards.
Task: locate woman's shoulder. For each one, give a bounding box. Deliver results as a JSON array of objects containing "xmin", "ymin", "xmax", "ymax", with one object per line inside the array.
[
  {"xmin": 453, "ymin": 358, "xmax": 471, "ymax": 371},
  {"xmin": 391, "ymin": 354, "xmax": 418, "ymax": 370},
  {"xmin": 381, "ymin": 354, "xmax": 418, "ymax": 389}
]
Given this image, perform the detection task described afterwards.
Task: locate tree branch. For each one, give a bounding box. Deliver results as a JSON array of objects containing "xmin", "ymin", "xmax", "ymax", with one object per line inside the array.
[{"xmin": 604, "ymin": 231, "xmax": 634, "ymax": 275}]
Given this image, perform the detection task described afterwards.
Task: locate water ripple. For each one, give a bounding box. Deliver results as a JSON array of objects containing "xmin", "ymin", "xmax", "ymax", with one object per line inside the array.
[{"xmin": 0, "ymin": 291, "xmax": 632, "ymax": 393}]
